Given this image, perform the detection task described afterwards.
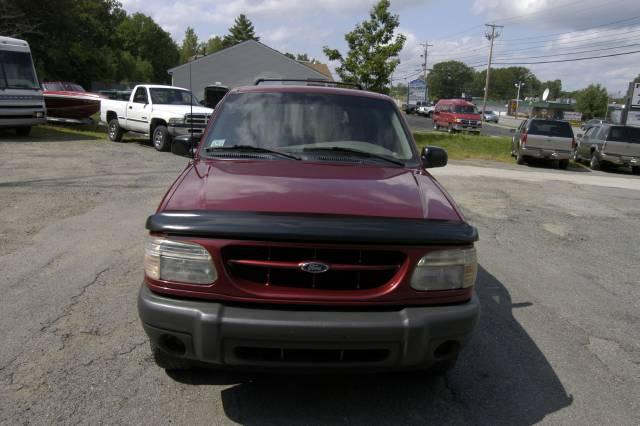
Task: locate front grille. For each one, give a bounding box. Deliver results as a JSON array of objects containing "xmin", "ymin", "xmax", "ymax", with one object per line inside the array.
[
  {"xmin": 460, "ymin": 119, "xmax": 478, "ymax": 125},
  {"xmin": 234, "ymin": 346, "xmax": 390, "ymax": 363},
  {"xmin": 185, "ymin": 113, "xmax": 210, "ymax": 127},
  {"xmin": 223, "ymin": 245, "xmax": 405, "ymax": 290}
]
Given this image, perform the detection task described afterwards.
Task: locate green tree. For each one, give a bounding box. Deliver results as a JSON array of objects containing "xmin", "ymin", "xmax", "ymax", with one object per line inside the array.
[
  {"xmin": 117, "ymin": 13, "xmax": 179, "ymax": 83},
  {"xmin": 180, "ymin": 27, "xmax": 200, "ymax": 63},
  {"xmin": 204, "ymin": 36, "xmax": 224, "ymax": 54},
  {"xmin": 389, "ymin": 83, "xmax": 407, "ymax": 100},
  {"xmin": 284, "ymin": 52, "xmax": 296, "ymax": 60},
  {"xmin": 541, "ymin": 79, "xmax": 562, "ymax": 100},
  {"xmin": 323, "ymin": 0, "xmax": 405, "ymax": 94},
  {"xmin": 222, "ymin": 14, "xmax": 259, "ymax": 48},
  {"xmin": 427, "ymin": 61, "xmax": 475, "ymax": 99},
  {"xmin": 633, "ymin": 74, "xmax": 640, "ymax": 83},
  {"xmin": 575, "ymin": 84, "xmax": 608, "ymax": 119}
]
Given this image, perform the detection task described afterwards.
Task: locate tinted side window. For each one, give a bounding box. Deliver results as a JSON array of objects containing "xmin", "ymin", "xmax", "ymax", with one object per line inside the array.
[
  {"xmin": 133, "ymin": 88, "xmax": 148, "ymax": 104},
  {"xmin": 608, "ymin": 126, "xmax": 640, "ymax": 143}
]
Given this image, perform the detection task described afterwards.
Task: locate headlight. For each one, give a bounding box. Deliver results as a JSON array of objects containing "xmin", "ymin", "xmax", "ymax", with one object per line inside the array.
[
  {"xmin": 144, "ymin": 237, "xmax": 217, "ymax": 285},
  {"xmin": 454, "ymin": 118, "xmax": 462, "ymax": 123},
  {"xmin": 168, "ymin": 117, "xmax": 184, "ymax": 125},
  {"xmin": 410, "ymin": 247, "xmax": 477, "ymax": 291}
]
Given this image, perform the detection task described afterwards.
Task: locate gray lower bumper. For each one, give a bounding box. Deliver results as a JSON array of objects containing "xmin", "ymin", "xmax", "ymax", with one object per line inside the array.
[
  {"xmin": 138, "ymin": 285, "xmax": 480, "ymax": 369},
  {"xmin": 522, "ymin": 147, "xmax": 572, "ymax": 160},
  {"xmin": 167, "ymin": 125, "xmax": 205, "ymax": 137}
]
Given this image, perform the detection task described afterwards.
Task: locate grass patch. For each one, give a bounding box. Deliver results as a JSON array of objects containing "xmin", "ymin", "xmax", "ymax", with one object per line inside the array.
[{"xmin": 413, "ymin": 132, "xmax": 512, "ymax": 162}]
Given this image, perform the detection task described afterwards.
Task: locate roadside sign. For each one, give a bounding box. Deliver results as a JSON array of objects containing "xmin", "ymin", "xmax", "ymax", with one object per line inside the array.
[
  {"xmin": 563, "ymin": 111, "xmax": 582, "ymax": 121},
  {"xmin": 632, "ymin": 83, "xmax": 640, "ymax": 108},
  {"xmin": 627, "ymin": 109, "xmax": 640, "ymax": 127},
  {"xmin": 407, "ymin": 79, "xmax": 426, "ymax": 105}
]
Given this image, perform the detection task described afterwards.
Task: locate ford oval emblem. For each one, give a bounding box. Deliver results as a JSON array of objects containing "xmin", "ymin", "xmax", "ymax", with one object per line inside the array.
[{"xmin": 299, "ymin": 262, "xmax": 330, "ymax": 274}]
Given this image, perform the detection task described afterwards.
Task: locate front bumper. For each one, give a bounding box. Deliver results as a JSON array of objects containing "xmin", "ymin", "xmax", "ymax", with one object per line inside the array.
[
  {"xmin": 138, "ymin": 284, "xmax": 480, "ymax": 370},
  {"xmin": 522, "ymin": 147, "xmax": 573, "ymax": 160},
  {"xmin": 452, "ymin": 124, "xmax": 481, "ymax": 131},
  {"xmin": 0, "ymin": 116, "xmax": 46, "ymax": 128},
  {"xmin": 167, "ymin": 124, "xmax": 206, "ymax": 137}
]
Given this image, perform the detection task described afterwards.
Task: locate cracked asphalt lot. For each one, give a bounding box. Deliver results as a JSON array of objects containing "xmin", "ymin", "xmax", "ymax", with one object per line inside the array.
[{"xmin": 1, "ymin": 133, "xmax": 638, "ymax": 424}]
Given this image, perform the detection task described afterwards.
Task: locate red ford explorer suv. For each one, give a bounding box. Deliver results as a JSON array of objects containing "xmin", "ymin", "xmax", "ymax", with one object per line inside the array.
[{"xmin": 138, "ymin": 80, "xmax": 479, "ymax": 372}]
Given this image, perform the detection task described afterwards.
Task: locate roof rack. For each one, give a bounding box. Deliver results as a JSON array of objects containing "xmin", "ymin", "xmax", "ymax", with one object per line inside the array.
[{"xmin": 254, "ymin": 78, "xmax": 362, "ymax": 90}]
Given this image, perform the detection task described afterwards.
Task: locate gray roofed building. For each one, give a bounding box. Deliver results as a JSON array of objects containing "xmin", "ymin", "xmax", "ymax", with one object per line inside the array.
[{"xmin": 167, "ymin": 40, "xmax": 332, "ymax": 100}]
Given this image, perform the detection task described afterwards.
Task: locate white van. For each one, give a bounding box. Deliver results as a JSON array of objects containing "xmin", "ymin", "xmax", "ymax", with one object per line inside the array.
[{"xmin": 0, "ymin": 36, "xmax": 46, "ymax": 136}]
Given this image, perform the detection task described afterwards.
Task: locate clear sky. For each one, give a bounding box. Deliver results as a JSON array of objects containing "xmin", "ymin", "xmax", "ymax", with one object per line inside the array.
[{"xmin": 120, "ymin": 0, "xmax": 640, "ymax": 95}]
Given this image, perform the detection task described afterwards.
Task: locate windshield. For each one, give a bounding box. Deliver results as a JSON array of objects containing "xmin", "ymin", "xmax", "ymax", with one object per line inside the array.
[
  {"xmin": 454, "ymin": 105, "xmax": 477, "ymax": 114},
  {"xmin": 0, "ymin": 50, "xmax": 40, "ymax": 90},
  {"xmin": 149, "ymin": 88, "xmax": 199, "ymax": 106},
  {"xmin": 43, "ymin": 82, "xmax": 85, "ymax": 92},
  {"xmin": 528, "ymin": 120, "xmax": 573, "ymax": 138},
  {"xmin": 608, "ymin": 126, "xmax": 640, "ymax": 143},
  {"xmin": 201, "ymin": 92, "xmax": 414, "ymax": 161}
]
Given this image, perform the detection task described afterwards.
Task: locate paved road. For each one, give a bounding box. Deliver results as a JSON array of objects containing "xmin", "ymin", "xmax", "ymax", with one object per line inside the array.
[
  {"xmin": 1, "ymin": 131, "xmax": 638, "ymax": 424},
  {"xmin": 404, "ymin": 113, "xmax": 516, "ymax": 138}
]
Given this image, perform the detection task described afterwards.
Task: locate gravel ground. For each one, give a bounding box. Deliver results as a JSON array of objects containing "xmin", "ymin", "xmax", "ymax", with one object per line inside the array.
[{"xmin": 0, "ymin": 132, "xmax": 638, "ymax": 425}]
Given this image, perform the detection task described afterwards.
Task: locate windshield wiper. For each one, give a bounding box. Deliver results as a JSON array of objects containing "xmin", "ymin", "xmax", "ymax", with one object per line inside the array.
[
  {"xmin": 302, "ymin": 147, "xmax": 404, "ymax": 166},
  {"xmin": 204, "ymin": 145, "xmax": 300, "ymax": 160}
]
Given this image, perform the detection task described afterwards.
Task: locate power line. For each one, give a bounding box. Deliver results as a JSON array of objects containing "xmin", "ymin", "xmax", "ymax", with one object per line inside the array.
[
  {"xmin": 493, "ymin": 42, "xmax": 640, "ymax": 61},
  {"xmin": 498, "ymin": 13, "xmax": 640, "ymax": 43},
  {"xmin": 468, "ymin": 48, "xmax": 640, "ymax": 66}
]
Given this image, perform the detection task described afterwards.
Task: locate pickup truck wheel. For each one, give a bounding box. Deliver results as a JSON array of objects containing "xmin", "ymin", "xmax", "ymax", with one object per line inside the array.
[
  {"xmin": 150, "ymin": 342, "xmax": 192, "ymax": 370},
  {"xmin": 590, "ymin": 155, "xmax": 601, "ymax": 171},
  {"xmin": 559, "ymin": 159, "xmax": 569, "ymax": 170},
  {"xmin": 107, "ymin": 119, "xmax": 124, "ymax": 142},
  {"xmin": 152, "ymin": 125, "xmax": 171, "ymax": 151}
]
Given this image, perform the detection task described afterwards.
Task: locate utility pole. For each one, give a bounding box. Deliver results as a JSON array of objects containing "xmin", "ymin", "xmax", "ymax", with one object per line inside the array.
[
  {"xmin": 481, "ymin": 23, "xmax": 503, "ymax": 122},
  {"xmin": 420, "ymin": 41, "xmax": 433, "ymax": 101},
  {"xmin": 514, "ymin": 81, "xmax": 525, "ymax": 118}
]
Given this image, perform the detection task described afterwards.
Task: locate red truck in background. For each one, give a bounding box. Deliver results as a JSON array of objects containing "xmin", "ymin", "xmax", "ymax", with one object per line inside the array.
[{"xmin": 138, "ymin": 81, "xmax": 479, "ymax": 372}]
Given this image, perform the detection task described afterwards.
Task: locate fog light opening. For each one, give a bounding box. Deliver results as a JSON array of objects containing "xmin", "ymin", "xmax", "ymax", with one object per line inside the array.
[
  {"xmin": 158, "ymin": 334, "xmax": 186, "ymax": 356},
  {"xmin": 433, "ymin": 340, "xmax": 460, "ymax": 359}
]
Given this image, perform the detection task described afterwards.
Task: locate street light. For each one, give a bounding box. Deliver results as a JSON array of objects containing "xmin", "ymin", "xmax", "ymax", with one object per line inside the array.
[{"xmin": 514, "ymin": 81, "xmax": 525, "ymax": 118}]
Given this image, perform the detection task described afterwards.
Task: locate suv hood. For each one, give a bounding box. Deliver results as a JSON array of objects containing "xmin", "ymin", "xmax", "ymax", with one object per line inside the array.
[{"xmin": 162, "ymin": 160, "xmax": 461, "ymax": 221}]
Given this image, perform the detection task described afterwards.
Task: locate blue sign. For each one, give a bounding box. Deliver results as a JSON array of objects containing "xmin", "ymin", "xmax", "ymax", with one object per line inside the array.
[{"xmin": 407, "ymin": 79, "xmax": 427, "ymax": 104}]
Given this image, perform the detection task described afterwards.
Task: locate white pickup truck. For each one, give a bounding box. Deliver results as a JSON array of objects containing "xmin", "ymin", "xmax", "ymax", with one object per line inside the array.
[
  {"xmin": 417, "ymin": 104, "xmax": 435, "ymax": 117},
  {"xmin": 100, "ymin": 85, "xmax": 213, "ymax": 151}
]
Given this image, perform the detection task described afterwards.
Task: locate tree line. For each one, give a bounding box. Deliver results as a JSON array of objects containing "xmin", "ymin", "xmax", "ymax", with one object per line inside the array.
[{"xmin": 1, "ymin": 0, "xmax": 261, "ymax": 88}]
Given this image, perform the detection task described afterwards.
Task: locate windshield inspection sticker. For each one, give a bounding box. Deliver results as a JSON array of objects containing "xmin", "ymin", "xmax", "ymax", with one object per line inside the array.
[{"xmin": 209, "ymin": 139, "xmax": 226, "ymax": 148}]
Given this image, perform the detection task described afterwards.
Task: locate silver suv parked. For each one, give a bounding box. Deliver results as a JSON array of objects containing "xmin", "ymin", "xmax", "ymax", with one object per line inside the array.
[
  {"xmin": 511, "ymin": 119, "xmax": 576, "ymax": 169},
  {"xmin": 575, "ymin": 124, "xmax": 640, "ymax": 174}
]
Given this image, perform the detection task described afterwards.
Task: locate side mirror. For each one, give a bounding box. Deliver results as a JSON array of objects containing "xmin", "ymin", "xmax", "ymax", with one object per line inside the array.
[
  {"xmin": 171, "ymin": 134, "xmax": 199, "ymax": 158},
  {"xmin": 421, "ymin": 146, "xmax": 448, "ymax": 169}
]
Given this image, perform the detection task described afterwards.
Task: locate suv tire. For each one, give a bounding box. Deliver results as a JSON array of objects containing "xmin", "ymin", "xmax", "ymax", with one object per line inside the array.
[
  {"xmin": 150, "ymin": 342, "xmax": 192, "ymax": 370},
  {"xmin": 632, "ymin": 166, "xmax": 640, "ymax": 175},
  {"xmin": 516, "ymin": 148, "xmax": 525, "ymax": 165},
  {"xmin": 108, "ymin": 119, "xmax": 124, "ymax": 142},
  {"xmin": 152, "ymin": 125, "xmax": 171, "ymax": 151},
  {"xmin": 590, "ymin": 155, "xmax": 601, "ymax": 171},
  {"xmin": 559, "ymin": 159, "xmax": 569, "ymax": 170}
]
